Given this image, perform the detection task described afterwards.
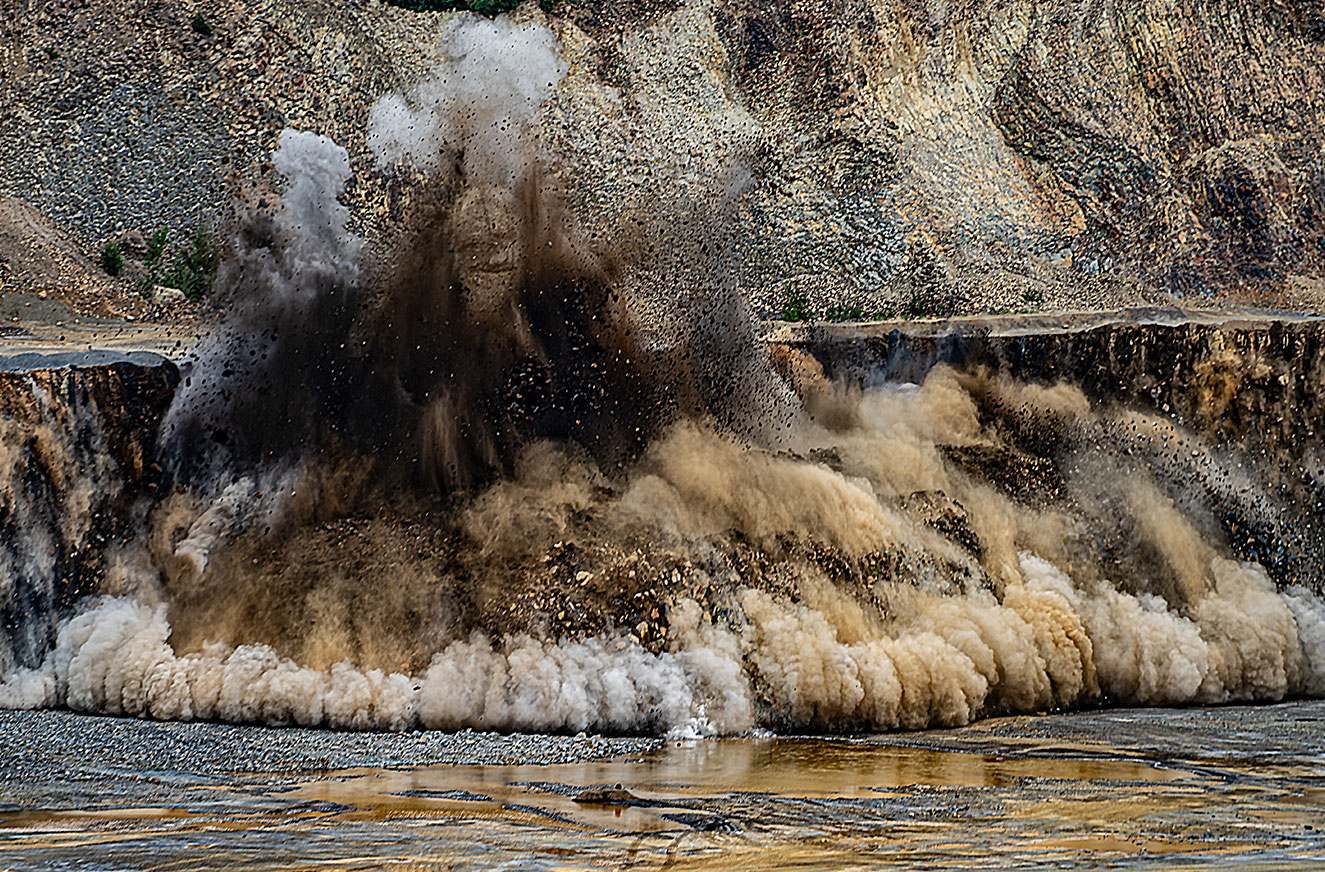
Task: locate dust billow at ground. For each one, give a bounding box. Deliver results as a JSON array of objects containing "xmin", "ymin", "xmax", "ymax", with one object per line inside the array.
[
  {"xmin": 1, "ymin": 11, "xmax": 1323, "ymax": 736},
  {"xmin": 4, "ymin": 361, "xmax": 1324, "ymax": 736}
]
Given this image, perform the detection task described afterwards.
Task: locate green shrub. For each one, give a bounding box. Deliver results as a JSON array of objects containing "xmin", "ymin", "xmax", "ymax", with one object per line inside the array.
[
  {"xmin": 146, "ymin": 228, "xmax": 169, "ymax": 265},
  {"xmin": 134, "ymin": 226, "xmax": 217, "ymax": 301},
  {"xmin": 162, "ymin": 228, "xmax": 219, "ymax": 302},
  {"xmin": 135, "ymin": 228, "xmax": 167, "ymax": 295},
  {"xmin": 162, "ymin": 261, "xmax": 203, "ymax": 299},
  {"xmin": 1022, "ymin": 287, "xmax": 1044, "ymax": 306},
  {"xmin": 99, "ymin": 241, "xmax": 123, "ymax": 276},
  {"xmin": 781, "ymin": 290, "xmax": 812, "ymax": 323},
  {"xmin": 191, "ymin": 13, "xmax": 214, "ymax": 36},
  {"xmin": 902, "ymin": 282, "xmax": 961, "ymax": 319},
  {"xmin": 824, "ymin": 303, "xmax": 865, "ymax": 323}
]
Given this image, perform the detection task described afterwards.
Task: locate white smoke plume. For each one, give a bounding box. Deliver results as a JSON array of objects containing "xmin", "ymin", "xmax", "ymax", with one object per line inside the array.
[
  {"xmin": 266, "ymin": 129, "xmax": 363, "ymax": 300},
  {"xmin": 366, "ymin": 10, "xmax": 572, "ymax": 340},
  {"xmin": 158, "ymin": 128, "xmax": 363, "ymax": 484},
  {"xmin": 367, "ymin": 15, "xmax": 566, "ymax": 181}
]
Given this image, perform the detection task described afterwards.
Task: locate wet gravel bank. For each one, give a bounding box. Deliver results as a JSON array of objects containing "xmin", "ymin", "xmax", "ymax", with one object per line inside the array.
[
  {"xmin": 0, "ymin": 709, "xmax": 662, "ymax": 811},
  {"xmin": 3, "ymin": 702, "xmax": 1324, "ymax": 870}
]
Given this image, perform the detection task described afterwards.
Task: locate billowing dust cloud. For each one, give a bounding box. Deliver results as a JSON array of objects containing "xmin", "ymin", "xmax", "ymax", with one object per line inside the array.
[
  {"xmin": 2, "ymin": 10, "xmax": 1324, "ymax": 735},
  {"xmin": 6, "ymin": 364, "xmax": 1325, "ymax": 734}
]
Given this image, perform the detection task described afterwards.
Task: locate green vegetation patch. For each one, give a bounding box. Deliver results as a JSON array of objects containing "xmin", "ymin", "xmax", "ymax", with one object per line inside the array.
[
  {"xmin": 780, "ymin": 291, "xmax": 897, "ymax": 324},
  {"xmin": 781, "ymin": 289, "xmax": 811, "ymax": 323},
  {"xmin": 99, "ymin": 241, "xmax": 123, "ymax": 276},
  {"xmin": 137, "ymin": 226, "xmax": 219, "ymax": 302}
]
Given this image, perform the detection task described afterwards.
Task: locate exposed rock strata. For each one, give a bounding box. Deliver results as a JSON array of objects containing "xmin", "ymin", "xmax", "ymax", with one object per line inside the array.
[
  {"xmin": 3, "ymin": 314, "xmax": 1322, "ymax": 681},
  {"xmin": 2, "ymin": 0, "xmax": 1321, "ymax": 314},
  {"xmin": 0, "ymin": 357, "xmax": 177, "ymax": 672}
]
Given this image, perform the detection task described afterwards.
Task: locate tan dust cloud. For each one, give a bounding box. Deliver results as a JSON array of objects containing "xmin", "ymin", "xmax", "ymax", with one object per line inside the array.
[{"xmin": 5, "ymin": 362, "xmax": 1323, "ymax": 734}]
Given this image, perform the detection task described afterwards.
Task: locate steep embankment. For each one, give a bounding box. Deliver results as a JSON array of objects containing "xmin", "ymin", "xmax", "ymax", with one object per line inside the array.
[
  {"xmin": 777, "ymin": 310, "xmax": 1325, "ymax": 587},
  {"xmin": 2, "ymin": 0, "xmax": 1322, "ymax": 316},
  {"xmin": 0, "ymin": 353, "xmax": 177, "ymax": 675}
]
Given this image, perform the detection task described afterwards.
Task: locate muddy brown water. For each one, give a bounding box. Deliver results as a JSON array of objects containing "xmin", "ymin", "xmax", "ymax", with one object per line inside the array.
[{"xmin": 2, "ymin": 702, "xmax": 1323, "ymax": 870}]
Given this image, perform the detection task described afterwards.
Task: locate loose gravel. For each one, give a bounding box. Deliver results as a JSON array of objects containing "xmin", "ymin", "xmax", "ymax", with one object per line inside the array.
[{"xmin": 0, "ymin": 708, "xmax": 662, "ymax": 811}]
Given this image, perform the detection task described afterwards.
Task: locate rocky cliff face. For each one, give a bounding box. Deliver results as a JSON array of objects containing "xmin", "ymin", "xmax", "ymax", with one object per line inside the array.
[
  {"xmin": 0, "ymin": 357, "xmax": 177, "ymax": 673},
  {"xmin": 583, "ymin": 0, "xmax": 1325, "ymax": 313},
  {"xmin": 7, "ymin": 314, "xmax": 1325, "ymax": 732},
  {"xmin": 779, "ymin": 312, "xmax": 1325, "ymax": 588},
  {"xmin": 3, "ymin": 0, "xmax": 1321, "ymax": 316}
]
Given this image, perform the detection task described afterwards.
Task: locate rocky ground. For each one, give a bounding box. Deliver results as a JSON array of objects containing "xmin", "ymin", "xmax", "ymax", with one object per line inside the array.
[
  {"xmin": 0, "ymin": 709, "xmax": 663, "ymax": 811},
  {"xmin": 1, "ymin": 0, "xmax": 1322, "ymax": 321},
  {"xmin": 1, "ymin": 701, "xmax": 1322, "ymax": 870}
]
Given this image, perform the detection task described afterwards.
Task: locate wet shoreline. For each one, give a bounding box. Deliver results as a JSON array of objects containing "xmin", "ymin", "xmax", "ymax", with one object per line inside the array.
[{"xmin": 3, "ymin": 701, "xmax": 1322, "ymax": 870}]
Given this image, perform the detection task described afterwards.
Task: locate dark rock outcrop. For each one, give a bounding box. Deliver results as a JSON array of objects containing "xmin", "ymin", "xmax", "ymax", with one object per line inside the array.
[{"xmin": 0, "ymin": 356, "xmax": 177, "ymax": 672}]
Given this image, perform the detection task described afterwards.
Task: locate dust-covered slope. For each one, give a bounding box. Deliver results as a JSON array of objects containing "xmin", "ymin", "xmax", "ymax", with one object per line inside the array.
[{"xmin": 3, "ymin": 0, "xmax": 1323, "ymax": 314}]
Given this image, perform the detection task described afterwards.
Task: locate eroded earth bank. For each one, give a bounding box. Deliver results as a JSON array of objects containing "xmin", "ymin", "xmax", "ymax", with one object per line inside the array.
[{"xmin": 3, "ymin": 304, "xmax": 1324, "ymax": 736}]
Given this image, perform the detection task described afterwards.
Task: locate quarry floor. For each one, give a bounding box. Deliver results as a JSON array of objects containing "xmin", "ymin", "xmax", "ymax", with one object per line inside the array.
[
  {"xmin": 0, "ymin": 701, "xmax": 1322, "ymax": 871},
  {"xmin": 4, "ymin": 289, "xmax": 1321, "ymax": 365}
]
